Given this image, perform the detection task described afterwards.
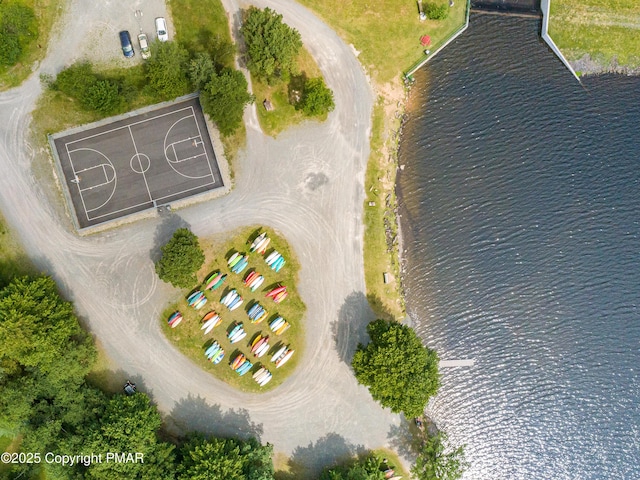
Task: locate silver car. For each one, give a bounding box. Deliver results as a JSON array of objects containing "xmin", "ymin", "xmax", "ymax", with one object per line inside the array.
[
  {"xmin": 155, "ymin": 17, "xmax": 168, "ymax": 42},
  {"xmin": 138, "ymin": 33, "xmax": 151, "ymax": 59}
]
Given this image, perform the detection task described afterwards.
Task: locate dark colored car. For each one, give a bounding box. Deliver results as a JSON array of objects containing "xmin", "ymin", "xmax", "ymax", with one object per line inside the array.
[{"xmin": 119, "ymin": 30, "xmax": 134, "ymax": 58}]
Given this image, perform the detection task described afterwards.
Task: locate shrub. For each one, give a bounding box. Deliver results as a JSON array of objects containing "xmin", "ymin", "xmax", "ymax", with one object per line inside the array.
[
  {"xmin": 425, "ymin": 2, "xmax": 449, "ymax": 20},
  {"xmin": 0, "ymin": 2, "xmax": 37, "ymax": 68},
  {"xmin": 298, "ymin": 77, "xmax": 335, "ymax": 116}
]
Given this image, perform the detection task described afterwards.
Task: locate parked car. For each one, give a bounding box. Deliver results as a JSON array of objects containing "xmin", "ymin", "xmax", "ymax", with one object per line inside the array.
[
  {"xmin": 155, "ymin": 17, "xmax": 168, "ymax": 42},
  {"xmin": 119, "ymin": 30, "xmax": 134, "ymax": 58},
  {"xmin": 137, "ymin": 33, "xmax": 151, "ymax": 59}
]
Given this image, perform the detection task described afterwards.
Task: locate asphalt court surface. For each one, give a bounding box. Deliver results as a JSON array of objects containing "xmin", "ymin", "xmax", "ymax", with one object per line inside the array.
[{"xmin": 52, "ymin": 97, "xmax": 224, "ymax": 229}]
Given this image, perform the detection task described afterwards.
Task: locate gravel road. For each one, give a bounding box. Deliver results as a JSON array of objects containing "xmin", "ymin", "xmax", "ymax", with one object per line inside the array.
[{"xmin": 0, "ymin": 0, "xmax": 406, "ymax": 473}]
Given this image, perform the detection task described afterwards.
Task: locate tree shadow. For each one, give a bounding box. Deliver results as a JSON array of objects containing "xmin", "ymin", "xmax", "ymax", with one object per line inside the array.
[
  {"xmin": 85, "ymin": 366, "xmax": 152, "ymax": 399},
  {"xmin": 166, "ymin": 394, "xmax": 264, "ymax": 441},
  {"xmin": 366, "ymin": 293, "xmax": 397, "ymax": 322},
  {"xmin": 386, "ymin": 415, "xmax": 423, "ymax": 459},
  {"xmin": 332, "ymin": 291, "xmax": 375, "ymax": 364},
  {"xmin": 150, "ymin": 214, "xmax": 190, "ymax": 264},
  {"xmin": 275, "ymin": 432, "xmax": 367, "ymax": 479},
  {"xmin": 288, "ymin": 72, "xmax": 308, "ymax": 106}
]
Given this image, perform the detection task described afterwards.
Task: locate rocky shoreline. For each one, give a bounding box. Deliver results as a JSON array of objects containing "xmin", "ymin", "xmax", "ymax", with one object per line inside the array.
[{"xmin": 572, "ymin": 53, "xmax": 640, "ymax": 77}]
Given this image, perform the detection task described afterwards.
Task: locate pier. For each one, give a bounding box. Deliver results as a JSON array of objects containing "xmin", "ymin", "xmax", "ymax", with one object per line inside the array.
[{"xmin": 439, "ymin": 359, "xmax": 476, "ymax": 368}]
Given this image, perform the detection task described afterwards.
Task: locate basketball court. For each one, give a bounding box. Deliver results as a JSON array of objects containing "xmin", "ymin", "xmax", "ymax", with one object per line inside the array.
[{"xmin": 50, "ymin": 96, "xmax": 224, "ymax": 230}]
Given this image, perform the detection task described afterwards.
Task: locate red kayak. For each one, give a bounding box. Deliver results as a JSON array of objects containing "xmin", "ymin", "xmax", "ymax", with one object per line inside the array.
[{"xmin": 266, "ymin": 285, "xmax": 286, "ymax": 298}]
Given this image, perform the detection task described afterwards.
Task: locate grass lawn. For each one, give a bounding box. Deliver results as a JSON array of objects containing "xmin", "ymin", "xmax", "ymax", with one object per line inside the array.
[
  {"xmin": 252, "ymin": 47, "xmax": 326, "ymax": 137},
  {"xmin": 297, "ymin": 0, "xmax": 468, "ymax": 84},
  {"xmin": 363, "ymin": 99, "xmax": 404, "ymax": 320},
  {"xmin": 169, "ymin": 0, "xmax": 232, "ymax": 58},
  {"xmin": 0, "ymin": 0, "xmax": 66, "ymax": 90},
  {"xmin": 373, "ymin": 448, "xmax": 412, "ymax": 479},
  {"xmin": 162, "ymin": 226, "xmax": 306, "ymax": 393},
  {"xmin": 549, "ymin": 0, "xmax": 640, "ymax": 68}
]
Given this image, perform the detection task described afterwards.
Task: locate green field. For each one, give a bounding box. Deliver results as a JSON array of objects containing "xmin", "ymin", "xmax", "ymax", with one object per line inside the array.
[
  {"xmin": 549, "ymin": 0, "xmax": 640, "ymax": 69},
  {"xmin": 162, "ymin": 226, "xmax": 305, "ymax": 393},
  {"xmin": 297, "ymin": 0, "xmax": 468, "ymax": 84}
]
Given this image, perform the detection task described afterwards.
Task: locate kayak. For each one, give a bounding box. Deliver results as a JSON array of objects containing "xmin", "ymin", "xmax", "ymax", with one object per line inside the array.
[
  {"xmin": 253, "ymin": 367, "xmax": 268, "ymax": 380},
  {"xmin": 275, "ymin": 321, "xmax": 290, "ymax": 336},
  {"xmin": 168, "ymin": 311, "xmax": 182, "ymax": 326},
  {"xmin": 204, "ymin": 272, "xmax": 222, "ymax": 290},
  {"xmin": 257, "ymin": 237, "xmax": 271, "ymax": 255},
  {"xmin": 255, "ymin": 341, "xmax": 270, "ymax": 357},
  {"xmin": 228, "ymin": 295, "xmax": 243, "ymax": 310},
  {"xmin": 202, "ymin": 315, "xmax": 221, "ymax": 334},
  {"xmin": 231, "ymin": 354, "xmax": 245, "ymax": 370},
  {"xmin": 250, "ymin": 232, "xmax": 267, "ymax": 252},
  {"xmin": 270, "ymin": 317, "xmax": 285, "ymax": 331},
  {"xmin": 229, "ymin": 298, "xmax": 244, "ymax": 311},
  {"xmin": 228, "ymin": 323, "xmax": 242, "ymax": 339},
  {"xmin": 266, "ymin": 286, "xmax": 287, "ymax": 298},
  {"xmin": 233, "ymin": 260, "xmax": 249, "ymax": 274},
  {"xmin": 205, "ymin": 342, "xmax": 220, "ymax": 357},
  {"xmin": 237, "ymin": 361, "xmax": 253, "ymax": 376},
  {"xmin": 227, "ymin": 252, "xmax": 240, "ymax": 266},
  {"xmin": 273, "ymin": 291, "xmax": 288, "ymax": 303},
  {"xmin": 187, "ymin": 291, "xmax": 204, "ymax": 306},
  {"xmin": 247, "ymin": 303, "xmax": 261, "ymax": 317},
  {"xmin": 230, "ymin": 331, "xmax": 247, "ymax": 344},
  {"xmin": 221, "ymin": 290, "xmax": 237, "ymax": 306},
  {"xmin": 251, "ymin": 336, "xmax": 268, "ymax": 353},
  {"xmin": 229, "ymin": 253, "xmax": 244, "ymax": 268},
  {"xmin": 211, "ymin": 274, "xmax": 227, "ymax": 291},
  {"xmin": 270, "ymin": 345, "xmax": 287, "ymax": 363},
  {"xmin": 265, "ymin": 251, "xmax": 280, "ymax": 265},
  {"xmin": 250, "ymin": 276, "xmax": 265, "ymax": 292},
  {"xmin": 258, "ymin": 373, "xmax": 272, "ymax": 386},
  {"xmin": 194, "ymin": 296, "xmax": 208, "ymax": 310},
  {"xmin": 274, "ymin": 258, "xmax": 285, "ymax": 273},
  {"xmin": 276, "ymin": 349, "xmax": 294, "ymax": 368},
  {"xmin": 244, "ymin": 271, "xmax": 258, "ymax": 286},
  {"xmin": 252, "ymin": 309, "xmax": 268, "ymax": 324},
  {"xmin": 211, "ymin": 349, "xmax": 225, "ymax": 364}
]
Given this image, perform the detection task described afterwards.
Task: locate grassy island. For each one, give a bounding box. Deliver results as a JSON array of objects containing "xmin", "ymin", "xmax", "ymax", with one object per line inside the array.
[{"xmin": 162, "ymin": 226, "xmax": 305, "ymax": 392}]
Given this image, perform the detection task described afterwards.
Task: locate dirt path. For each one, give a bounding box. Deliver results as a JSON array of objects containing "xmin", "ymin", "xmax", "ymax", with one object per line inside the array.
[{"xmin": 0, "ymin": 0, "xmax": 406, "ymax": 473}]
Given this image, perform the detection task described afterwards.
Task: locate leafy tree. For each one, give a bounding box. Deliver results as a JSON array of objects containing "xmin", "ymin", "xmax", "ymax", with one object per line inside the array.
[
  {"xmin": 425, "ymin": 3, "xmax": 449, "ymax": 20},
  {"xmin": 320, "ymin": 453, "xmax": 386, "ymax": 480},
  {"xmin": 155, "ymin": 228, "xmax": 205, "ymax": 288},
  {"xmin": 145, "ymin": 41, "xmax": 190, "ymax": 100},
  {"xmin": 299, "ymin": 77, "xmax": 335, "ymax": 116},
  {"xmin": 84, "ymin": 78, "xmax": 125, "ymax": 114},
  {"xmin": 241, "ymin": 7, "xmax": 302, "ymax": 83},
  {"xmin": 189, "ymin": 52, "xmax": 217, "ymax": 90},
  {"xmin": 0, "ymin": 2, "xmax": 37, "ymax": 67},
  {"xmin": 178, "ymin": 435, "xmax": 274, "ymax": 480},
  {"xmin": 411, "ymin": 432, "xmax": 467, "ymax": 480},
  {"xmin": 81, "ymin": 393, "xmax": 176, "ymax": 479},
  {"xmin": 53, "ymin": 61, "xmax": 96, "ymax": 98},
  {"xmin": 201, "ymin": 67, "xmax": 254, "ymax": 135},
  {"xmin": 351, "ymin": 319, "xmax": 440, "ymax": 418}
]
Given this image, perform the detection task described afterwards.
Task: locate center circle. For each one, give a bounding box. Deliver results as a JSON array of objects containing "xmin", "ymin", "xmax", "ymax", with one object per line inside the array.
[{"xmin": 130, "ymin": 153, "xmax": 151, "ymax": 174}]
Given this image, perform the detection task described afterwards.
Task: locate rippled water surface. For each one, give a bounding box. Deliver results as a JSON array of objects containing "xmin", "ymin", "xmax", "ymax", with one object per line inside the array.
[{"xmin": 397, "ymin": 15, "xmax": 640, "ymax": 480}]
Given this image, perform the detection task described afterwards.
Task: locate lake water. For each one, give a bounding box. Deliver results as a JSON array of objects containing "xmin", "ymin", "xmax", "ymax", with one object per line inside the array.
[{"xmin": 397, "ymin": 14, "xmax": 640, "ymax": 479}]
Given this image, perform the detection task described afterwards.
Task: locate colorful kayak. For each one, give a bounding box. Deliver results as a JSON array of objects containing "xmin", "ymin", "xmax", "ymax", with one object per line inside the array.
[
  {"xmin": 270, "ymin": 345, "xmax": 288, "ymax": 363},
  {"xmin": 274, "ymin": 258, "xmax": 285, "ymax": 273},
  {"xmin": 229, "ymin": 298, "xmax": 244, "ymax": 311},
  {"xmin": 228, "ymin": 295, "xmax": 243, "ymax": 310},
  {"xmin": 230, "ymin": 331, "xmax": 247, "ymax": 344},
  {"xmin": 168, "ymin": 311, "xmax": 182, "ymax": 328},
  {"xmin": 276, "ymin": 349, "xmax": 294, "ymax": 368},
  {"xmin": 194, "ymin": 296, "xmax": 208, "ymax": 310},
  {"xmin": 202, "ymin": 315, "xmax": 221, "ymax": 334},
  {"xmin": 211, "ymin": 349, "xmax": 225, "ymax": 364},
  {"xmin": 250, "ymin": 276, "xmax": 265, "ymax": 292},
  {"xmin": 255, "ymin": 370, "xmax": 271, "ymax": 384},
  {"xmin": 247, "ymin": 302, "xmax": 262, "ymax": 318},
  {"xmin": 255, "ymin": 341, "xmax": 270, "ymax": 357},
  {"xmin": 228, "ymin": 323, "xmax": 242, "ymax": 339},
  {"xmin": 237, "ymin": 361, "xmax": 253, "ymax": 375},
  {"xmin": 250, "ymin": 334, "xmax": 263, "ymax": 349},
  {"xmin": 204, "ymin": 272, "xmax": 222, "ymax": 290},
  {"xmin": 270, "ymin": 317, "xmax": 285, "ymax": 331},
  {"xmin": 251, "ymin": 336, "xmax": 268, "ymax": 353},
  {"xmin": 252, "ymin": 309, "xmax": 268, "ymax": 324},
  {"xmin": 211, "ymin": 275, "xmax": 227, "ymax": 290},
  {"xmin": 229, "ymin": 326, "xmax": 245, "ymax": 343},
  {"xmin": 205, "ymin": 342, "xmax": 221, "ymax": 358},
  {"xmin": 266, "ymin": 286, "xmax": 287, "ymax": 298},
  {"xmin": 231, "ymin": 354, "xmax": 245, "ymax": 370},
  {"xmin": 244, "ymin": 271, "xmax": 258, "ymax": 286},
  {"xmin": 273, "ymin": 291, "xmax": 288, "ymax": 303},
  {"xmin": 232, "ymin": 258, "xmax": 249, "ymax": 274},
  {"xmin": 248, "ymin": 274, "xmax": 263, "ymax": 290},
  {"xmin": 221, "ymin": 290, "xmax": 237, "ymax": 306},
  {"xmin": 229, "ymin": 253, "xmax": 244, "ymax": 268},
  {"xmin": 275, "ymin": 321, "xmax": 290, "ymax": 336},
  {"xmin": 257, "ymin": 238, "xmax": 271, "ymax": 255},
  {"xmin": 187, "ymin": 291, "xmax": 204, "ymax": 306},
  {"xmin": 227, "ymin": 252, "xmax": 240, "ymax": 266},
  {"xmin": 265, "ymin": 251, "xmax": 280, "ymax": 265},
  {"xmin": 250, "ymin": 232, "xmax": 267, "ymax": 252}
]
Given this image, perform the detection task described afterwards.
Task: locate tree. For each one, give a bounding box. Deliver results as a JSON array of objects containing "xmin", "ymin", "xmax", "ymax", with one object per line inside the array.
[
  {"xmin": 351, "ymin": 319, "xmax": 440, "ymax": 418},
  {"xmin": 189, "ymin": 52, "xmax": 217, "ymax": 91},
  {"xmin": 299, "ymin": 77, "xmax": 335, "ymax": 116},
  {"xmin": 411, "ymin": 432, "xmax": 467, "ymax": 480},
  {"xmin": 81, "ymin": 393, "xmax": 176, "ymax": 480},
  {"xmin": 425, "ymin": 3, "xmax": 449, "ymax": 20},
  {"xmin": 178, "ymin": 435, "xmax": 274, "ymax": 480},
  {"xmin": 145, "ymin": 41, "xmax": 190, "ymax": 100},
  {"xmin": 320, "ymin": 453, "xmax": 386, "ymax": 480},
  {"xmin": 200, "ymin": 67, "xmax": 254, "ymax": 135},
  {"xmin": 0, "ymin": 2, "xmax": 37, "ymax": 67},
  {"xmin": 84, "ymin": 78, "xmax": 125, "ymax": 114},
  {"xmin": 155, "ymin": 228, "xmax": 205, "ymax": 288},
  {"xmin": 241, "ymin": 7, "xmax": 302, "ymax": 83}
]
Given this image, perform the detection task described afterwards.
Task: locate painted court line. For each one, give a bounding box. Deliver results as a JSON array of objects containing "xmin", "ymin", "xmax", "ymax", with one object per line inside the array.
[{"xmin": 128, "ymin": 125, "xmax": 153, "ymax": 202}]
